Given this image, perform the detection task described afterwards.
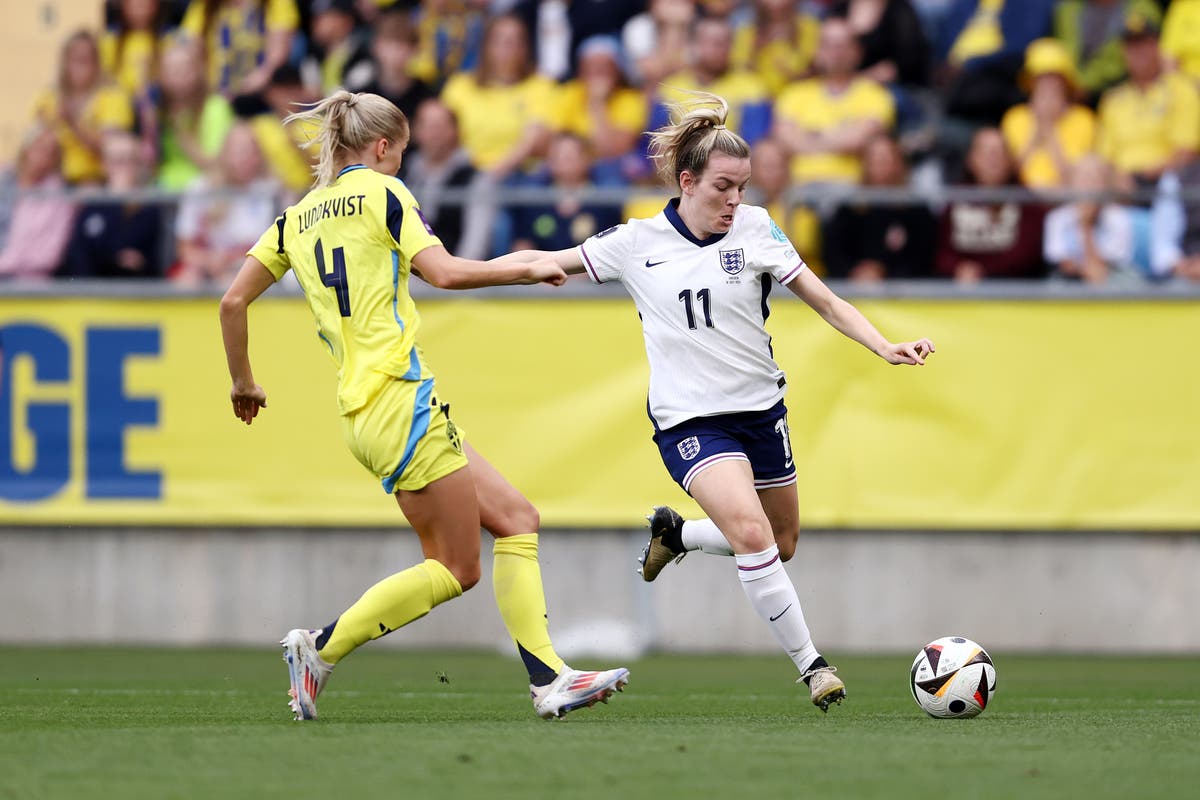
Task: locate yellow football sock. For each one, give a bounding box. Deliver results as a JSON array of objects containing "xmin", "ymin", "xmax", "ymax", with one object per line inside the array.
[
  {"xmin": 492, "ymin": 533, "xmax": 565, "ymax": 679},
  {"xmin": 317, "ymin": 558, "xmax": 463, "ymax": 664}
]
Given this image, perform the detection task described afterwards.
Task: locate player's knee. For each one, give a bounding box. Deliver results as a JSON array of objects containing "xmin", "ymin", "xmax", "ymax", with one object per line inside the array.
[
  {"xmin": 511, "ymin": 499, "xmax": 540, "ymax": 535},
  {"xmin": 775, "ymin": 527, "xmax": 799, "ymax": 561},
  {"xmin": 448, "ymin": 561, "xmax": 481, "ymax": 592},
  {"xmin": 728, "ymin": 515, "xmax": 774, "ymax": 552},
  {"xmin": 491, "ymin": 497, "xmax": 540, "ymax": 537},
  {"xmin": 777, "ymin": 537, "xmax": 796, "ymax": 562}
]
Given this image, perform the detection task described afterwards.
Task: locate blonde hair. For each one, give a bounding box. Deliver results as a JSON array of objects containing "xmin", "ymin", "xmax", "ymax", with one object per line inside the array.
[
  {"xmin": 646, "ymin": 91, "xmax": 751, "ymax": 188},
  {"xmin": 285, "ymin": 90, "xmax": 410, "ymax": 187}
]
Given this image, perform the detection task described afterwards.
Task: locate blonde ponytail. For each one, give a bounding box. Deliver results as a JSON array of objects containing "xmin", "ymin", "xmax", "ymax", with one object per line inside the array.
[
  {"xmin": 646, "ymin": 91, "xmax": 750, "ymax": 189},
  {"xmin": 285, "ymin": 90, "xmax": 410, "ymax": 187}
]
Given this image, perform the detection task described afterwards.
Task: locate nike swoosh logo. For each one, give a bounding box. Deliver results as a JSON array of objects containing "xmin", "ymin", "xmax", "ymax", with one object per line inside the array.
[
  {"xmin": 645, "ymin": 259, "xmax": 667, "ymax": 268},
  {"xmin": 769, "ymin": 604, "xmax": 792, "ymax": 622}
]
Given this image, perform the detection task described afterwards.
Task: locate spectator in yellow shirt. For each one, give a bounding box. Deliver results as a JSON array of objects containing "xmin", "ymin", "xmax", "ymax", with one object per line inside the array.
[
  {"xmin": 101, "ymin": 0, "xmax": 170, "ymax": 102},
  {"xmin": 731, "ymin": 0, "xmax": 821, "ymax": 97},
  {"xmin": 771, "ymin": 18, "xmax": 895, "ymax": 184},
  {"xmin": 1097, "ymin": 12, "xmax": 1200, "ymax": 190},
  {"xmin": 555, "ymin": 36, "xmax": 648, "ymax": 183},
  {"xmin": 1161, "ymin": 0, "xmax": 1200, "ymax": 83},
  {"xmin": 658, "ymin": 16, "xmax": 773, "ymax": 143},
  {"xmin": 32, "ymin": 31, "xmax": 134, "ymax": 185},
  {"xmin": 179, "ymin": 0, "xmax": 299, "ymax": 96},
  {"xmin": 1053, "ymin": 0, "xmax": 1162, "ymax": 105},
  {"xmin": 251, "ymin": 65, "xmax": 321, "ymax": 195},
  {"xmin": 748, "ymin": 137, "xmax": 825, "ymax": 275},
  {"xmin": 411, "ymin": 0, "xmax": 486, "ymax": 88},
  {"xmin": 1001, "ymin": 38, "xmax": 1096, "ymax": 189},
  {"xmin": 440, "ymin": 14, "xmax": 558, "ymax": 179}
]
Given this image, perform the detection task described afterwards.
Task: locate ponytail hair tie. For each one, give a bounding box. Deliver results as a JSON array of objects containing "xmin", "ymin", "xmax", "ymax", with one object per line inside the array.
[{"xmin": 713, "ymin": 124, "xmax": 726, "ymax": 130}]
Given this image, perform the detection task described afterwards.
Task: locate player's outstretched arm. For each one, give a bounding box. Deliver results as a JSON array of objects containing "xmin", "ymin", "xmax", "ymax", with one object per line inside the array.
[
  {"xmin": 219, "ymin": 257, "xmax": 275, "ymax": 424},
  {"xmin": 412, "ymin": 245, "xmax": 568, "ymax": 289},
  {"xmin": 786, "ymin": 268, "xmax": 935, "ymax": 366},
  {"xmin": 490, "ymin": 247, "xmax": 588, "ymax": 276}
]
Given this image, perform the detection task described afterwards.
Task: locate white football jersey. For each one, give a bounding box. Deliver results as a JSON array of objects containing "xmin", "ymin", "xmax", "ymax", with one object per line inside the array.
[{"xmin": 578, "ymin": 200, "xmax": 806, "ymax": 430}]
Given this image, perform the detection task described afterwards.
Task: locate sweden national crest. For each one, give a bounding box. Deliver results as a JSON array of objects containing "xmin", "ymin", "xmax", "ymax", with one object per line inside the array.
[
  {"xmin": 719, "ymin": 248, "xmax": 745, "ymax": 275},
  {"xmin": 677, "ymin": 436, "xmax": 702, "ymax": 461}
]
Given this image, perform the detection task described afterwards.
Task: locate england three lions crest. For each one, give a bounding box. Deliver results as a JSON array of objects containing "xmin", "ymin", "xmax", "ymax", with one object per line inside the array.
[
  {"xmin": 677, "ymin": 436, "xmax": 702, "ymax": 461},
  {"xmin": 719, "ymin": 248, "xmax": 745, "ymax": 275}
]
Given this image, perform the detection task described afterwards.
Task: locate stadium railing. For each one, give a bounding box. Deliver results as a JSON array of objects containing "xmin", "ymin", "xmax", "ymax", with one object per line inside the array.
[{"xmin": 11, "ymin": 181, "xmax": 1200, "ymax": 298}]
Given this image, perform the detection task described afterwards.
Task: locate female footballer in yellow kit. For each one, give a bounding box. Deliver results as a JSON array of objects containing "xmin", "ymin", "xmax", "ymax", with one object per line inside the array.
[{"xmin": 218, "ymin": 90, "xmax": 629, "ymax": 721}]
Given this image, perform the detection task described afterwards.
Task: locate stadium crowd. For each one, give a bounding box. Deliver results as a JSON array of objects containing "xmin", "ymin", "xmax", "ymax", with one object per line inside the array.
[{"xmin": 3, "ymin": 0, "xmax": 1200, "ymax": 285}]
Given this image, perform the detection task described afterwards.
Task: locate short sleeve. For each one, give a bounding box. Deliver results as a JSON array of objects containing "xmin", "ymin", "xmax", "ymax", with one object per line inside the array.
[
  {"xmin": 1000, "ymin": 105, "xmax": 1029, "ymax": 155},
  {"xmin": 609, "ymin": 88, "xmax": 648, "ymax": 134},
  {"xmin": 179, "ymin": 1, "xmax": 204, "ymax": 36},
  {"xmin": 265, "ymin": 0, "xmax": 300, "ymax": 32},
  {"xmin": 755, "ymin": 208, "xmax": 807, "ymax": 284},
  {"xmin": 772, "ymin": 81, "xmax": 810, "ymax": 128},
  {"xmin": 1168, "ymin": 75, "xmax": 1200, "ymax": 152},
  {"xmin": 525, "ymin": 76, "xmax": 559, "ymax": 128},
  {"xmin": 440, "ymin": 73, "xmax": 468, "ymax": 117},
  {"xmin": 869, "ymin": 81, "xmax": 896, "ymax": 130},
  {"xmin": 386, "ymin": 181, "xmax": 443, "ymax": 258},
  {"xmin": 247, "ymin": 213, "xmax": 291, "ymax": 280},
  {"xmin": 31, "ymin": 88, "xmax": 55, "ymax": 125},
  {"xmin": 577, "ymin": 223, "xmax": 632, "ymax": 284}
]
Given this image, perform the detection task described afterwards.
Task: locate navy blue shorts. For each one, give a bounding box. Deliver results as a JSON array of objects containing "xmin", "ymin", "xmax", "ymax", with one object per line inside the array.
[{"xmin": 653, "ymin": 400, "xmax": 797, "ymax": 494}]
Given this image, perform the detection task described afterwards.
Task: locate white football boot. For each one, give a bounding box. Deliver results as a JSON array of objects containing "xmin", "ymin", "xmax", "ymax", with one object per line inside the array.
[
  {"xmin": 531, "ymin": 666, "xmax": 630, "ymax": 720},
  {"xmin": 281, "ymin": 628, "xmax": 334, "ymax": 721}
]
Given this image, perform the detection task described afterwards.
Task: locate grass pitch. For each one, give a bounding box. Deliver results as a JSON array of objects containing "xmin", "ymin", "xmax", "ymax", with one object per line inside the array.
[{"xmin": 2, "ymin": 649, "xmax": 1198, "ymax": 800}]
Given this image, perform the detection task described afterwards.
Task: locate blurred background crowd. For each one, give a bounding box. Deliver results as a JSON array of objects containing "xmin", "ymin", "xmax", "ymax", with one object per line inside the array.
[{"xmin": 4, "ymin": 0, "xmax": 1200, "ymax": 287}]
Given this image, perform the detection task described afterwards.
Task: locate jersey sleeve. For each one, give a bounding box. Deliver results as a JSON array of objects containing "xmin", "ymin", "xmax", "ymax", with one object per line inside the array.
[
  {"xmin": 577, "ymin": 223, "xmax": 632, "ymax": 284},
  {"xmin": 385, "ymin": 180, "xmax": 443, "ymax": 259},
  {"xmin": 756, "ymin": 208, "xmax": 807, "ymax": 284},
  {"xmin": 179, "ymin": 0, "xmax": 204, "ymax": 37},
  {"xmin": 247, "ymin": 213, "xmax": 292, "ymax": 280},
  {"xmin": 265, "ymin": 0, "xmax": 299, "ymax": 32}
]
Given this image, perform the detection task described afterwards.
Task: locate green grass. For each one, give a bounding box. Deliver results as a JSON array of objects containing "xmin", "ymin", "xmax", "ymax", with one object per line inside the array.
[{"xmin": 2, "ymin": 649, "xmax": 1198, "ymax": 800}]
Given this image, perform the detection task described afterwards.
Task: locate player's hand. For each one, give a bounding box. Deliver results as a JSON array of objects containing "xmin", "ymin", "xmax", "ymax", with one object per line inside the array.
[
  {"xmin": 526, "ymin": 258, "xmax": 568, "ymax": 287},
  {"xmin": 230, "ymin": 382, "xmax": 268, "ymax": 425},
  {"xmin": 881, "ymin": 338, "xmax": 935, "ymax": 366}
]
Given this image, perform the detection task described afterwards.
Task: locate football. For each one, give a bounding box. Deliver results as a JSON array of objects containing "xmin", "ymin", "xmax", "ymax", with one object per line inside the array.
[{"xmin": 909, "ymin": 636, "xmax": 997, "ymax": 718}]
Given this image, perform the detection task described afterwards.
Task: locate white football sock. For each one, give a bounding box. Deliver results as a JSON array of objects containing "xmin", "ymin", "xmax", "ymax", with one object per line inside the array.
[
  {"xmin": 681, "ymin": 518, "xmax": 734, "ymax": 556},
  {"xmin": 735, "ymin": 545, "xmax": 819, "ymax": 674}
]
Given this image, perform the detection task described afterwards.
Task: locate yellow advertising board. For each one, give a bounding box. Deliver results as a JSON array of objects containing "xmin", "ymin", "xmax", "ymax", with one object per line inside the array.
[{"xmin": 2, "ymin": 295, "xmax": 1197, "ymax": 528}]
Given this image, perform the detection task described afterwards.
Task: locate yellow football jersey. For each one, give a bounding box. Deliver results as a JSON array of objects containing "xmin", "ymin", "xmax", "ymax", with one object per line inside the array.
[
  {"xmin": 180, "ymin": 0, "xmax": 299, "ymax": 92},
  {"xmin": 248, "ymin": 165, "xmax": 443, "ymax": 415}
]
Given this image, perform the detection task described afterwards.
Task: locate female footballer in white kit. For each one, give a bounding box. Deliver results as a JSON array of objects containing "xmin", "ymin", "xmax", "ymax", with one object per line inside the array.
[{"xmin": 510, "ymin": 92, "xmax": 934, "ymax": 711}]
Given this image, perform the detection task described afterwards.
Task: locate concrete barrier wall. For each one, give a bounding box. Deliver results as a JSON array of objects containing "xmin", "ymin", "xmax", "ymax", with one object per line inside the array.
[{"xmin": 1, "ymin": 527, "xmax": 1196, "ymax": 654}]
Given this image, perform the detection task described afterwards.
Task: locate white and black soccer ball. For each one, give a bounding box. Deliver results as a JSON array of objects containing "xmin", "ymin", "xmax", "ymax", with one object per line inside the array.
[{"xmin": 909, "ymin": 636, "xmax": 997, "ymax": 719}]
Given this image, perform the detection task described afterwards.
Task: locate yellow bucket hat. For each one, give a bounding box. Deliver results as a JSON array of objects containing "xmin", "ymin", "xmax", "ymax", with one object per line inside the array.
[{"xmin": 1021, "ymin": 38, "xmax": 1079, "ymax": 92}]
